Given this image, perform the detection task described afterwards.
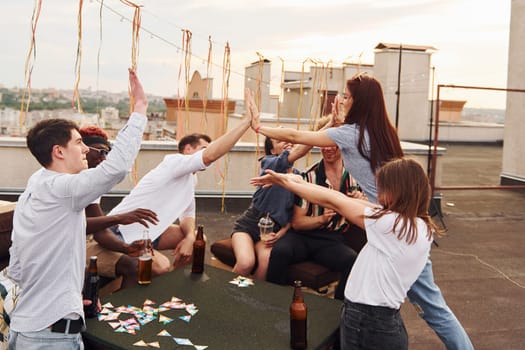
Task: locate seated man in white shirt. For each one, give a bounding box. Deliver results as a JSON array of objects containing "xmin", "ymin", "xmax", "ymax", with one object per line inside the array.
[
  {"xmin": 8, "ymin": 69, "xmax": 147, "ymax": 349},
  {"xmin": 108, "ymin": 90, "xmax": 254, "ymax": 270},
  {"xmin": 80, "ymin": 125, "xmax": 167, "ymax": 289}
]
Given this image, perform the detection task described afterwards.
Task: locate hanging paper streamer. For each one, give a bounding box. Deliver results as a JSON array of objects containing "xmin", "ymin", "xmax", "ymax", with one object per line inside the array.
[
  {"xmin": 221, "ymin": 43, "xmax": 231, "ymax": 134},
  {"xmin": 120, "ymin": 0, "xmax": 142, "ymax": 72},
  {"xmin": 175, "ymin": 29, "xmax": 192, "ymax": 136},
  {"xmin": 200, "ymin": 35, "xmax": 213, "ymax": 131},
  {"xmin": 255, "ymin": 52, "xmax": 265, "ymax": 117},
  {"xmin": 120, "ymin": 0, "xmax": 142, "ymax": 115},
  {"xmin": 120, "ymin": 0, "xmax": 142, "ymax": 186},
  {"xmin": 175, "ymin": 33, "xmax": 184, "ymax": 134},
  {"xmin": 297, "ymin": 58, "xmax": 315, "ymax": 129},
  {"xmin": 96, "ymin": 0, "xmax": 105, "ymax": 104},
  {"xmin": 252, "ymin": 52, "xmax": 267, "ymax": 175},
  {"xmin": 19, "ymin": 0, "xmax": 43, "ymax": 129},
  {"xmin": 308, "ymin": 60, "xmax": 320, "ymax": 130},
  {"xmin": 277, "ymin": 57, "xmax": 285, "ymax": 125},
  {"xmin": 72, "ymin": 0, "xmax": 84, "ymax": 113},
  {"xmin": 182, "ymin": 29, "xmax": 192, "ymax": 134},
  {"xmin": 219, "ymin": 42, "xmax": 231, "ymax": 213}
]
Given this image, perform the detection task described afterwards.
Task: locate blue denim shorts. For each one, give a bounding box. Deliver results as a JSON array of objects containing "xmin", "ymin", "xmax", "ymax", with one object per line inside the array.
[{"xmin": 231, "ymin": 205, "xmax": 280, "ymax": 243}]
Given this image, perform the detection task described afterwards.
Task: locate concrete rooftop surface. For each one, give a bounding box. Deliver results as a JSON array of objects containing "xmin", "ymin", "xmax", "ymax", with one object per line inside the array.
[{"xmin": 195, "ymin": 143, "xmax": 525, "ymax": 350}]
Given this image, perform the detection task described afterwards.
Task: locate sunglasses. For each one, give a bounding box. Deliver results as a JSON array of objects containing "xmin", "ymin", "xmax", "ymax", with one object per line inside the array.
[{"xmin": 88, "ymin": 146, "xmax": 110, "ymax": 157}]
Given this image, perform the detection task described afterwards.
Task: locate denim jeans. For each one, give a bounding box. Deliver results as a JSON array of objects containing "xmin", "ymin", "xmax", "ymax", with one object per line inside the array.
[
  {"xmin": 340, "ymin": 300, "xmax": 408, "ymax": 350},
  {"xmin": 8, "ymin": 328, "xmax": 84, "ymax": 350},
  {"xmin": 407, "ymin": 258, "xmax": 474, "ymax": 350}
]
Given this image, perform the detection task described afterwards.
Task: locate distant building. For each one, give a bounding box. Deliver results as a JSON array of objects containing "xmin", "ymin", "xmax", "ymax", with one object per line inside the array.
[
  {"xmin": 164, "ymin": 98, "xmax": 236, "ymax": 141},
  {"xmin": 434, "ymin": 100, "xmax": 467, "ymax": 122},
  {"xmin": 250, "ymin": 43, "xmax": 436, "ymax": 142},
  {"xmin": 279, "ymin": 62, "xmax": 373, "ymax": 124},
  {"xmin": 244, "ymin": 59, "xmax": 278, "ymax": 115},
  {"xmin": 502, "ymin": 0, "xmax": 525, "ymax": 186},
  {"xmin": 187, "ymin": 71, "xmax": 213, "ymax": 100},
  {"xmin": 100, "ymin": 106, "xmax": 120, "ymax": 128},
  {"xmin": 164, "ymin": 70, "xmax": 236, "ymax": 141}
]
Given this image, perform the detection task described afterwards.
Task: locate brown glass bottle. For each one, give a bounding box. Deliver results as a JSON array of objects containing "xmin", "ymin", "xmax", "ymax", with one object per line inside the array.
[
  {"xmin": 191, "ymin": 225, "xmax": 206, "ymax": 273},
  {"xmin": 290, "ymin": 280, "xmax": 307, "ymax": 349},
  {"xmin": 83, "ymin": 256, "xmax": 100, "ymax": 318},
  {"xmin": 138, "ymin": 230, "xmax": 152, "ymax": 285}
]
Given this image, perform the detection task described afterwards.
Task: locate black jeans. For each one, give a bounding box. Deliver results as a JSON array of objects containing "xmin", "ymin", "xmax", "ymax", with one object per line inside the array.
[
  {"xmin": 340, "ymin": 300, "xmax": 408, "ymax": 350},
  {"xmin": 266, "ymin": 230, "xmax": 357, "ymax": 300}
]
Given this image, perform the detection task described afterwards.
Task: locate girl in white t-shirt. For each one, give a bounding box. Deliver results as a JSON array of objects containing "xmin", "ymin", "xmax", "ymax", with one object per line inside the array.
[{"xmin": 251, "ymin": 157, "xmax": 438, "ymax": 350}]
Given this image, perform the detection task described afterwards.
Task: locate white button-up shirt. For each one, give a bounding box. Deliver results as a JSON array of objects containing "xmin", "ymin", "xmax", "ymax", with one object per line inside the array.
[{"xmin": 9, "ymin": 112, "xmax": 146, "ymax": 332}]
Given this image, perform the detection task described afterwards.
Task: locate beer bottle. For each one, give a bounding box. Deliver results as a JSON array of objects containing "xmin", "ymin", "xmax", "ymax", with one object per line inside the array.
[
  {"xmin": 290, "ymin": 280, "xmax": 307, "ymax": 349},
  {"xmin": 138, "ymin": 230, "xmax": 153, "ymax": 285},
  {"xmin": 83, "ymin": 256, "xmax": 100, "ymax": 318},
  {"xmin": 191, "ymin": 225, "xmax": 205, "ymax": 273}
]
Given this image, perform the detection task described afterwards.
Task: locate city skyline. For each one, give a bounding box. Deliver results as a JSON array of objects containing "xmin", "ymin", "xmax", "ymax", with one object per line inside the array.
[{"xmin": 1, "ymin": 0, "xmax": 511, "ymax": 109}]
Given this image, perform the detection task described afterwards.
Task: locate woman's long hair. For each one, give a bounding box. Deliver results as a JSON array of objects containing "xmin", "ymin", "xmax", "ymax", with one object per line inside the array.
[
  {"xmin": 344, "ymin": 74, "xmax": 404, "ymax": 172},
  {"xmin": 369, "ymin": 158, "xmax": 437, "ymax": 244}
]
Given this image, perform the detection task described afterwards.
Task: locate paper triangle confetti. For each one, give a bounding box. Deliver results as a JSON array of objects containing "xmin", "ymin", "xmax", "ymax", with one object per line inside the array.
[
  {"xmin": 229, "ymin": 275, "xmax": 255, "ymax": 287},
  {"xmin": 186, "ymin": 305, "xmax": 199, "ymax": 316},
  {"xmin": 194, "ymin": 346, "xmax": 208, "ymax": 350},
  {"xmin": 179, "ymin": 315, "xmax": 192, "ymax": 323},
  {"xmin": 157, "ymin": 329, "xmax": 171, "ymax": 336},
  {"xmin": 147, "ymin": 342, "xmax": 160, "ymax": 348},
  {"xmin": 108, "ymin": 322, "xmax": 121, "ymax": 329},
  {"xmin": 173, "ymin": 338, "xmax": 193, "ymax": 345},
  {"xmin": 133, "ymin": 340, "xmax": 148, "ymax": 347},
  {"xmin": 159, "ymin": 314, "xmax": 174, "ymax": 324}
]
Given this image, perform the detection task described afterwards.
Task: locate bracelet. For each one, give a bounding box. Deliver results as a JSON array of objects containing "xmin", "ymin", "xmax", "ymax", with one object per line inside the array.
[{"xmin": 255, "ymin": 125, "xmax": 262, "ymax": 134}]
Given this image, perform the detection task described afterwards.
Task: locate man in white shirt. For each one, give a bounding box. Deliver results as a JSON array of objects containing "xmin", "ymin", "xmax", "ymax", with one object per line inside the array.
[
  {"xmin": 80, "ymin": 125, "xmax": 164, "ymax": 290},
  {"xmin": 8, "ymin": 69, "xmax": 147, "ymax": 349},
  {"xmin": 110, "ymin": 105, "xmax": 253, "ymax": 269}
]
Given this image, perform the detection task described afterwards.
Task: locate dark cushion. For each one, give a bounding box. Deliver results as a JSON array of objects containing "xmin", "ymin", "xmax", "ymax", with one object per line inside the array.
[
  {"xmin": 286, "ymin": 261, "xmax": 340, "ymax": 291},
  {"xmin": 210, "ymin": 238, "xmax": 236, "ymax": 267}
]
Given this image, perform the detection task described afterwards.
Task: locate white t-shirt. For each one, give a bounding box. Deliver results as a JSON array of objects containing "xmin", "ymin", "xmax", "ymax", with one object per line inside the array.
[
  {"xmin": 9, "ymin": 112, "xmax": 146, "ymax": 332},
  {"xmin": 344, "ymin": 207, "xmax": 432, "ymax": 309},
  {"xmin": 109, "ymin": 150, "xmax": 206, "ymax": 243}
]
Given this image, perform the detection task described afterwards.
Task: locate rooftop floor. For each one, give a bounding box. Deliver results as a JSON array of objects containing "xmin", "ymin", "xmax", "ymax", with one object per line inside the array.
[{"xmin": 196, "ymin": 143, "xmax": 525, "ymax": 350}]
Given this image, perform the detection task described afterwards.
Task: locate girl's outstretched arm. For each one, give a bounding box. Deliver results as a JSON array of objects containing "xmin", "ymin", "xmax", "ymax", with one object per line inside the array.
[{"xmin": 251, "ymin": 170, "xmax": 377, "ymax": 229}]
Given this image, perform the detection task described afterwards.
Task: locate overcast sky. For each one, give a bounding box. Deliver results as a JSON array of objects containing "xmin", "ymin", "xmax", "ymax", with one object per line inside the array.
[{"xmin": 0, "ymin": 0, "xmax": 511, "ymax": 108}]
